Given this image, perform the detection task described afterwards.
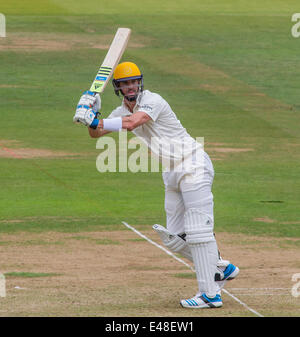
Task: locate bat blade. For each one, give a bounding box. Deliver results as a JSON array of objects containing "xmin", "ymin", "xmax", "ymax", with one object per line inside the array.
[{"xmin": 90, "ymin": 28, "xmax": 131, "ymax": 94}]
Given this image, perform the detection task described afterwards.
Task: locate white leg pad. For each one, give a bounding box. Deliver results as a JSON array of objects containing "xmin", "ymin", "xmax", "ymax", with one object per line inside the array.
[
  {"xmin": 184, "ymin": 208, "xmax": 215, "ymax": 243},
  {"xmin": 153, "ymin": 223, "xmax": 231, "ymax": 294},
  {"xmin": 152, "ymin": 224, "xmax": 193, "ymax": 261},
  {"xmin": 152, "ymin": 224, "xmax": 229, "ymax": 267},
  {"xmin": 184, "ymin": 208, "xmax": 218, "ymax": 298}
]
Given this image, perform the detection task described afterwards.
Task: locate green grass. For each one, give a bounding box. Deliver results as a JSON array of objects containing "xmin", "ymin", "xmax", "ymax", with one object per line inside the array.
[
  {"xmin": 69, "ymin": 236, "xmax": 120, "ymax": 245},
  {"xmin": 0, "ymin": 0, "xmax": 299, "ymax": 239}
]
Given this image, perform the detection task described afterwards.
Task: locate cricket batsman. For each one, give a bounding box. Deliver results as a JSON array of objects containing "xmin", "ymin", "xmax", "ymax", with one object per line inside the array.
[{"xmin": 73, "ymin": 62, "xmax": 239, "ymax": 309}]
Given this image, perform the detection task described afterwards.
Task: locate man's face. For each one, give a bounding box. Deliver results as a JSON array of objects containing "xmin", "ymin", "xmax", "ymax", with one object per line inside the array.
[{"xmin": 119, "ymin": 79, "xmax": 139, "ymax": 101}]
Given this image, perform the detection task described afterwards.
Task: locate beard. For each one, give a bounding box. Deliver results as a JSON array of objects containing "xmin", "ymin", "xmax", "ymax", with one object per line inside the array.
[{"xmin": 124, "ymin": 93, "xmax": 138, "ymax": 102}]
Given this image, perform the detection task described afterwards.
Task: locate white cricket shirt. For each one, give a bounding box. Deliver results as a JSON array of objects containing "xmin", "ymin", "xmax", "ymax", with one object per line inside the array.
[{"xmin": 107, "ymin": 90, "xmax": 206, "ymax": 182}]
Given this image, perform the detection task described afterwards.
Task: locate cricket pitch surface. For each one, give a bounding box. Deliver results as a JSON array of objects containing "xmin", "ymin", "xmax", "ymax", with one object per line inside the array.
[{"xmin": 0, "ymin": 228, "xmax": 299, "ymax": 317}]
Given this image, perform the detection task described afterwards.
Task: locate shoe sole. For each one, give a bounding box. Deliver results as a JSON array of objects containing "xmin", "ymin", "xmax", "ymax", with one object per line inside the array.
[
  {"xmin": 180, "ymin": 301, "xmax": 223, "ymax": 309},
  {"xmin": 180, "ymin": 295, "xmax": 223, "ymax": 309}
]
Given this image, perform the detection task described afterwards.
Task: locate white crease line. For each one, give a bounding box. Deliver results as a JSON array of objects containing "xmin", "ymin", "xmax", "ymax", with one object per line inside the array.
[
  {"xmin": 221, "ymin": 289, "xmax": 264, "ymax": 317},
  {"xmin": 224, "ymin": 293, "xmax": 288, "ymax": 296},
  {"xmin": 225, "ymin": 288, "xmax": 290, "ymax": 296},
  {"xmin": 122, "ymin": 221, "xmax": 195, "ymax": 272},
  {"xmin": 230, "ymin": 288, "xmax": 289, "ymax": 290},
  {"xmin": 122, "ymin": 221, "xmax": 264, "ymax": 318}
]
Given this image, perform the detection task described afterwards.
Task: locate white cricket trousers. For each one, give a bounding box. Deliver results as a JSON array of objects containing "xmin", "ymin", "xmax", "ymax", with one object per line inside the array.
[{"xmin": 163, "ymin": 151, "xmax": 215, "ymax": 235}]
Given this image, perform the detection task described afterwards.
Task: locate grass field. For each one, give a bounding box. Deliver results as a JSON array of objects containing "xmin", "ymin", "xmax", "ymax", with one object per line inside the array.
[{"xmin": 0, "ymin": 0, "xmax": 300, "ymax": 318}]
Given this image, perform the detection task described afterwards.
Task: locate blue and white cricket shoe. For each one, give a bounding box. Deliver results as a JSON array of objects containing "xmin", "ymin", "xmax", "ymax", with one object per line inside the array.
[
  {"xmin": 180, "ymin": 293, "xmax": 223, "ymax": 309},
  {"xmin": 221, "ymin": 263, "xmax": 239, "ymax": 281},
  {"xmin": 215, "ymin": 263, "xmax": 239, "ymax": 293}
]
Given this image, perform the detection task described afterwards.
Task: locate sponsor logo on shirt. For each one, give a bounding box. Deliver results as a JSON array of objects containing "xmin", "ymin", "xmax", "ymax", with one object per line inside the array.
[{"xmin": 139, "ymin": 104, "xmax": 153, "ymax": 112}]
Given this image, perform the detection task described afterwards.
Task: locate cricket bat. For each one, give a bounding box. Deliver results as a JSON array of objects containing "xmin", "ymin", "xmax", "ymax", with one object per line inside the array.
[{"xmin": 89, "ymin": 28, "xmax": 131, "ymax": 94}]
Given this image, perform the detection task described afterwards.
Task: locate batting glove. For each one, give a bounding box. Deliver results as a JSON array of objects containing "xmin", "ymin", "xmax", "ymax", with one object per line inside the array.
[{"xmin": 73, "ymin": 91, "xmax": 101, "ymax": 126}]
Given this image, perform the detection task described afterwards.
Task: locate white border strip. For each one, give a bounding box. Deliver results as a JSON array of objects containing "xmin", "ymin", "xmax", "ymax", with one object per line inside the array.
[{"xmin": 122, "ymin": 221, "xmax": 264, "ymax": 317}]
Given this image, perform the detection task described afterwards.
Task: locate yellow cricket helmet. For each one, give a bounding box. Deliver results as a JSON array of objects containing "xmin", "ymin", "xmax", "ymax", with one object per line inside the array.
[{"xmin": 112, "ymin": 62, "xmax": 143, "ymax": 100}]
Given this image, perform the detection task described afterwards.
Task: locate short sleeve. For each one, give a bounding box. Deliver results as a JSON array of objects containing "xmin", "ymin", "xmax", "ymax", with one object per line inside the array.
[{"xmin": 137, "ymin": 92, "xmax": 164, "ymax": 121}]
